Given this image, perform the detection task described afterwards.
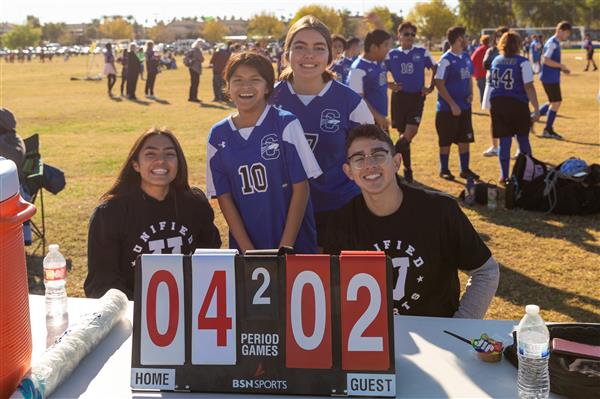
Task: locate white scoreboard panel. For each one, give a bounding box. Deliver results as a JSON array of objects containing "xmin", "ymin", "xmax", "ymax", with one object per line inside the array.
[{"xmin": 131, "ymin": 250, "xmax": 396, "ymax": 397}]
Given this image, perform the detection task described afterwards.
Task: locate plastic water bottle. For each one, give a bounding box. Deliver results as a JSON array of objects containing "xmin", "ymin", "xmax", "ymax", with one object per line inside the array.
[
  {"xmin": 43, "ymin": 244, "xmax": 68, "ymax": 326},
  {"xmin": 517, "ymin": 304, "xmax": 550, "ymax": 399}
]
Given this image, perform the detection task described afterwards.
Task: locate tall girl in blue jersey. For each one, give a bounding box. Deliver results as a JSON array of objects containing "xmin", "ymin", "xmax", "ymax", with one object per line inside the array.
[
  {"xmin": 271, "ymin": 15, "xmax": 374, "ymax": 247},
  {"xmin": 490, "ymin": 32, "xmax": 540, "ymax": 183},
  {"xmin": 207, "ymin": 52, "xmax": 322, "ymax": 253}
]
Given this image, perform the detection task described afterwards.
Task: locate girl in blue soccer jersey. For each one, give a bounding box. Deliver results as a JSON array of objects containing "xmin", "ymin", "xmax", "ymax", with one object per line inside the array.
[
  {"xmin": 490, "ymin": 32, "xmax": 540, "ymax": 184},
  {"xmin": 207, "ymin": 52, "xmax": 322, "ymax": 254},
  {"xmin": 271, "ymin": 16, "xmax": 374, "ymax": 247}
]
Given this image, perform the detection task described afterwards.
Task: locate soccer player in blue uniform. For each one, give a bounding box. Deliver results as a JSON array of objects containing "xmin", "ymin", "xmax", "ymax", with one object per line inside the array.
[
  {"xmin": 583, "ymin": 33, "xmax": 598, "ymax": 72},
  {"xmin": 490, "ymin": 32, "xmax": 541, "ymax": 183},
  {"xmin": 385, "ymin": 21, "xmax": 437, "ymax": 183},
  {"xmin": 434, "ymin": 26, "xmax": 479, "ymax": 181},
  {"xmin": 270, "ymin": 15, "xmax": 374, "ymax": 247},
  {"xmin": 530, "ymin": 34, "xmax": 543, "ymax": 74},
  {"xmin": 539, "ymin": 21, "xmax": 572, "ymax": 139},
  {"xmin": 347, "ymin": 29, "xmax": 392, "ymax": 131},
  {"xmin": 207, "ymin": 52, "xmax": 322, "ymax": 253},
  {"xmin": 330, "ymin": 36, "xmax": 360, "ymax": 84}
]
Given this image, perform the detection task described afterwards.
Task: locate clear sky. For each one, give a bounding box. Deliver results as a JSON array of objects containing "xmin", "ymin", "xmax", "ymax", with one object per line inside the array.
[{"xmin": 2, "ymin": 0, "xmax": 458, "ymax": 25}]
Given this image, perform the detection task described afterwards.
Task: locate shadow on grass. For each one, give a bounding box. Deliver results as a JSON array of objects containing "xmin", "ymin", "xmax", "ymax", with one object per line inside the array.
[
  {"xmin": 201, "ymin": 102, "xmax": 229, "ymax": 110},
  {"xmin": 26, "ymin": 253, "xmax": 74, "ymax": 295},
  {"xmin": 152, "ymin": 98, "xmax": 170, "ymax": 105},
  {"xmin": 561, "ymin": 138, "xmax": 600, "ymax": 147},
  {"xmin": 108, "ymin": 96, "xmax": 123, "ymax": 102},
  {"xmin": 497, "ymin": 262, "xmax": 600, "ymax": 323},
  {"xmin": 127, "ymin": 98, "xmax": 151, "ymax": 106}
]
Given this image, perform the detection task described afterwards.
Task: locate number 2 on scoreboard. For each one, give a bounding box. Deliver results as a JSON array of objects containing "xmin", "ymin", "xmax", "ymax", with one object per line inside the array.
[{"xmin": 191, "ymin": 255, "xmax": 237, "ymax": 365}]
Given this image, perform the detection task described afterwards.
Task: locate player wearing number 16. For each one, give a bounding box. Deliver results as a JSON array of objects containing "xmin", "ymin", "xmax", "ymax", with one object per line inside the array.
[
  {"xmin": 207, "ymin": 52, "xmax": 322, "ymax": 253},
  {"xmin": 85, "ymin": 129, "xmax": 221, "ymax": 299},
  {"xmin": 490, "ymin": 32, "xmax": 540, "ymax": 184}
]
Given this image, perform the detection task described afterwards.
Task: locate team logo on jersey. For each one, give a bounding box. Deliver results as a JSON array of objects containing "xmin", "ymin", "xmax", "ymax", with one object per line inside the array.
[
  {"xmin": 379, "ymin": 71, "xmax": 387, "ymax": 86},
  {"xmin": 371, "ymin": 239, "xmax": 425, "ymax": 315},
  {"xmin": 412, "ymin": 54, "xmax": 421, "ymax": 61},
  {"xmin": 130, "ymin": 221, "xmax": 194, "ymax": 266},
  {"xmin": 320, "ymin": 109, "xmax": 341, "ymax": 132},
  {"xmin": 260, "ymin": 134, "xmax": 280, "ymax": 160}
]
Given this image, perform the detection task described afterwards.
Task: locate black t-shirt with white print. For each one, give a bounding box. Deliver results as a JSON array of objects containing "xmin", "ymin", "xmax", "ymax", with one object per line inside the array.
[{"xmin": 324, "ymin": 180, "xmax": 491, "ymax": 317}]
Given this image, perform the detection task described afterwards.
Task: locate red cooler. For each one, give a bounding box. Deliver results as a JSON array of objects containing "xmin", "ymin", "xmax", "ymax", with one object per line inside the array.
[{"xmin": 0, "ymin": 157, "xmax": 36, "ymax": 398}]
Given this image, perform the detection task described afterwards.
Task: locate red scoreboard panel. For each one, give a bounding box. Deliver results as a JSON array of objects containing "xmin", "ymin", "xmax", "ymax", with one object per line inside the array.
[{"xmin": 131, "ymin": 250, "xmax": 395, "ymax": 397}]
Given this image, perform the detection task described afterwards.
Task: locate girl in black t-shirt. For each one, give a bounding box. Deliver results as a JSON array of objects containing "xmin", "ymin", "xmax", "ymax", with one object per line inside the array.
[{"xmin": 84, "ymin": 129, "xmax": 221, "ymax": 299}]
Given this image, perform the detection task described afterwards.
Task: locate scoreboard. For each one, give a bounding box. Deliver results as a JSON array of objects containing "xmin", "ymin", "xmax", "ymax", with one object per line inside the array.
[{"xmin": 130, "ymin": 250, "xmax": 396, "ymax": 397}]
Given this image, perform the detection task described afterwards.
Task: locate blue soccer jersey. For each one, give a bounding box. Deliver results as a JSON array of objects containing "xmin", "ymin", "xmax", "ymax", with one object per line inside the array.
[
  {"xmin": 435, "ymin": 51, "xmax": 473, "ymax": 112},
  {"xmin": 490, "ymin": 55, "xmax": 533, "ymax": 103},
  {"xmin": 270, "ymin": 80, "xmax": 374, "ymax": 213},
  {"xmin": 330, "ymin": 57, "xmax": 354, "ymax": 84},
  {"xmin": 385, "ymin": 46, "xmax": 435, "ymax": 93},
  {"xmin": 207, "ymin": 105, "xmax": 322, "ymax": 253},
  {"xmin": 530, "ymin": 40, "xmax": 542, "ymax": 62},
  {"xmin": 347, "ymin": 56, "xmax": 389, "ymax": 117},
  {"xmin": 540, "ymin": 36, "xmax": 561, "ymax": 84}
]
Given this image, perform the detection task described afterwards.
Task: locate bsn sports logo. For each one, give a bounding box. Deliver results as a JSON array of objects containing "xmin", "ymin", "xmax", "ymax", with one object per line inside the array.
[
  {"xmin": 320, "ymin": 109, "xmax": 341, "ymax": 132},
  {"xmin": 260, "ymin": 134, "xmax": 280, "ymax": 160}
]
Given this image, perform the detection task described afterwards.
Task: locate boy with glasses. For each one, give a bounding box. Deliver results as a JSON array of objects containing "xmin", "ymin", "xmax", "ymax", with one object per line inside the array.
[
  {"xmin": 324, "ymin": 124, "xmax": 499, "ymax": 317},
  {"xmin": 385, "ymin": 22, "xmax": 437, "ymax": 183}
]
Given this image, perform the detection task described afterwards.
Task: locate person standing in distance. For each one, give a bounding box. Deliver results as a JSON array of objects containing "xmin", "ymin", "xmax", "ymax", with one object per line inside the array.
[
  {"xmin": 324, "ymin": 124, "xmax": 499, "ymax": 317},
  {"xmin": 187, "ymin": 39, "xmax": 205, "ymax": 103},
  {"xmin": 539, "ymin": 21, "xmax": 572, "ymax": 140},
  {"xmin": 385, "ymin": 21, "xmax": 437, "ymax": 183},
  {"xmin": 270, "ymin": 15, "xmax": 374, "ymax": 248},
  {"xmin": 530, "ymin": 34, "xmax": 543, "ymax": 74},
  {"xmin": 347, "ymin": 29, "xmax": 392, "ymax": 132},
  {"xmin": 583, "ymin": 33, "xmax": 597, "ymax": 72},
  {"xmin": 144, "ymin": 41, "xmax": 159, "ymax": 99},
  {"xmin": 103, "ymin": 43, "xmax": 117, "ymax": 97},
  {"xmin": 435, "ymin": 26, "xmax": 479, "ymax": 181},
  {"xmin": 126, "ymin": 43, "xmax": 140, "ymax": 100},
  {"xmin": 490, "ymin": 32, "xmax": 540, "ymax": 184}
]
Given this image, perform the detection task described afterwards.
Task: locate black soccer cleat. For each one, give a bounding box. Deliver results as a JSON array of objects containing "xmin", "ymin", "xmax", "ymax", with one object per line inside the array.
[
  {"xmin": 460, "ymin": 169, "xmax": 480, "ymax": 180},
  {"xmin": 541, "ymin": 128, "xmax": 563, "ymax": 140},
  {"xmin": 439, "ymin": 169, "xmax": 455, "ymax": 181}
]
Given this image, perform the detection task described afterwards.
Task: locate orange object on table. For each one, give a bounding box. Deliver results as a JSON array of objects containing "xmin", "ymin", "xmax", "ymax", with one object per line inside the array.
[{"xmin": 0, "ymin": 158, "xmax": 36, "ymax": 398}]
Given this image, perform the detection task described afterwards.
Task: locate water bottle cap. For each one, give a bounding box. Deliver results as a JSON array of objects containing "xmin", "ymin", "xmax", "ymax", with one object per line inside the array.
[
  {"xmin": 525, "ymin": 304, "xmax": 540, "ymax": 315},
  {"xmin": 48, "ymin": 244, "xmax": 59, "ymax": 251}
]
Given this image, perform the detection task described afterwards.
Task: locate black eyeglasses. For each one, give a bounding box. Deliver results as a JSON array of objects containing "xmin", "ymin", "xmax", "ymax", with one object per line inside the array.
[
  {"xmin": 347, "ymin": 149, "xmax": 390, "ymax": 169},
  {"xmin": 402, "ymin": 32, "xmax": 416, "ymax": 37}
]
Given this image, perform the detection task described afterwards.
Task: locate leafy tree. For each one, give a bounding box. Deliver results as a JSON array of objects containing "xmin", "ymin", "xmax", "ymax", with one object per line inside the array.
[
  {"xmin": 513, "ymin": 0, "xmax": 579, "ymax": 27},
  {"xmin": 365, "ymin": 6, "xmax": 395, "ymax": 32},
  {"xmin": 147, "ymin": 21, "xmax": 175, "ymax": 43},
  {"xmin": 3, "ymin": 24, "xmax": 42, "ymax": 48},
  {"xmin": 201, "ymin": 20, "xmax": 229, "ymax": 43},
  {"xmin": 339, "ymin": 9, "xmax": 361, "ymax": 38},
  {"xmin": 458, "ymin": 0, "xmax": 514, "ymax": 34},
  {"xmin": 98, "ymin": 16, "xmax": 133, "ymax": 39},
  {"xmin": 26, "ymin": 15, "xmax": 41, "ymax": 28},
  {"xmin": 290, "ymin": 4, "xmax": 343, "ymax": 34},
  {"xmin": 406, "ymin": 0, "xmax": 457, "ymax": 43},
  {"xmin": 247, "ymin": 12, "xmax": 286, "ymax": 39},
  {"xmin": 42, "ymin": 22, "xmax": 67, "ymax": 43}
]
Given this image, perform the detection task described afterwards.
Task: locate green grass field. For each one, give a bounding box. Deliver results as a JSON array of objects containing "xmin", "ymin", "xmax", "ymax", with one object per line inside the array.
[{"xmin": 2, "ymin": 51, "xmax": 599, "ymax": 322}]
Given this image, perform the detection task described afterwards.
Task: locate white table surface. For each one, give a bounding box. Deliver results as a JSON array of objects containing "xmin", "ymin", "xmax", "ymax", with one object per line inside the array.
[{"xmin": 29, "ymin": 295, "xmax": 561, "ymax": 398}]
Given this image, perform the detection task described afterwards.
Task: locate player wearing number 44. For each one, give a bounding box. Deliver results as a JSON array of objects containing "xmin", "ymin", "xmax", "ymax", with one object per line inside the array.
[
  {"xmin": 324, "ymin": 124, "xmax": 500, "ymax": 318},
  {"xmin": 270, "ymin": 16, "xmax": 374, "ymax": 247},
  {"xmin": 207, "ymin": 51, "xmax": 322, "ymax": 253},
  {"xmin": 85, "ymin": 129, "xmax": 221, "ymax": 300}
]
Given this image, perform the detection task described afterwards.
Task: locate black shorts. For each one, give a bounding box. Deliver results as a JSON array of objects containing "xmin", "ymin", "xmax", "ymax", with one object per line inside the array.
[
  {"xmin": 587, "ymin": 52, "xmax": 594, "ymax": 61},
  {"xmin": 391, "ymin": 91, "xmax": 425, "ymax": 132},
  {"xmin": 435, "ymin": 109, "xmax": 474, "ymax": 147},
  {"xmin": 490, "ymin": 97, "xmax": 531, "ymax": 138},
  {"xmin": 542, "ymin": 83, "xmax": 562, "ymax": 102},
  {"xmin": 314, "ymin": 210, "xmax": 335, "ymax": 248}
]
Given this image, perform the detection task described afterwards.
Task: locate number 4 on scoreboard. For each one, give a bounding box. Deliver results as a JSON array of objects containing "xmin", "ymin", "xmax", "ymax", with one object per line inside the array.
[{"xmin": 191, "ymin": 254, "xmax": 237, "ymax": 365}]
